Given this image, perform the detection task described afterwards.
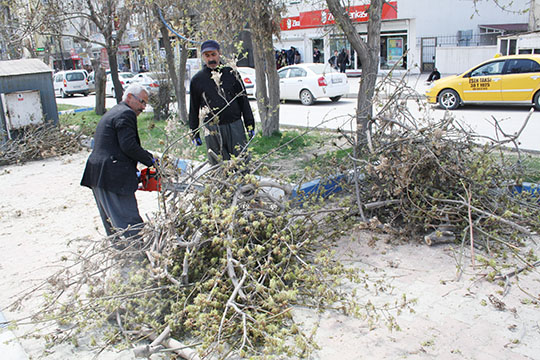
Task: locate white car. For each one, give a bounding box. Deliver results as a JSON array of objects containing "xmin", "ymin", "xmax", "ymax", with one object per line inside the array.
[
  {"xmin": 106, "ymin": 72, "xmax": 136, "ymax": 97},
  {"xmin": 237, "ymin": 67, "xmax": 256, "ymax": 97},
  {"xmin": 278, "ymin": 63, "xmax": 349, "ymax": 105},
  {"xmin": 53, "ymin": 70, "xmax": 89, "ymax": 98},
  {"xmin": 131, "ymin": 72, "xmax": 165, "ymax": 95}
]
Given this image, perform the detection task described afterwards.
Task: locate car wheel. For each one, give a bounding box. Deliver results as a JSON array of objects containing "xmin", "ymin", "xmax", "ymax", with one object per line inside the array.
[
  {"xmin": 534, "ymin": 92, "xmax": 540, "ymax": 111},
  {"xmin": 83, "ymin": 92, "xmax": 89, "ymax": 97},
  {"xmin": 300, "ymin": 89, "xmax": 314, "ymax": 105},
  {"xmin": 438, "ymin": 89, "xmax": 460, "ymax": 110},
  {"xmin": 60, "ymin": 89, "xmax": 67, "ymax": 98},
  {"xmin": 330, "ymin": 96, "xmax": 342, "ymax": 102}
]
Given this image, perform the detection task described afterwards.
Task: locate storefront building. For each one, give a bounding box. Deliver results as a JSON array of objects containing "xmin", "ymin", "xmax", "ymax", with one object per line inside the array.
[{"xmin": 276, "ymin": 1, "xmax": 415, "ymax": 74}]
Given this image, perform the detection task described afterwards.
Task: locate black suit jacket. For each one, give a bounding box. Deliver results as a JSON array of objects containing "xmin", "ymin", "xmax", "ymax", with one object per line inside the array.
[
  {"xmin": 189, "ymin": 65, "xmax": 255, "ymax": 140},
  {"xmin": 81, "ymin": 102, "xmax": 153, "ymax": 194}
]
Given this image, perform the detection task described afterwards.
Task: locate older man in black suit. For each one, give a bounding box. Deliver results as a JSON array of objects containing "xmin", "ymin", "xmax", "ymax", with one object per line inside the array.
[{"xmin": 81, "ymin": 83, "xmax": 155, "ymax": 243}]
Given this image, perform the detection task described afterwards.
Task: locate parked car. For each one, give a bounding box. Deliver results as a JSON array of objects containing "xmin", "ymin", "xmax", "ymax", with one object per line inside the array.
[
  {"xmin": 277, "ymin": 63, "xmax": 349, "ymax": 105},
  {"xmin": 237, "ymin": 67, "xmax": 256, "ymax": 97},
  {"xmin": 87, "ymin": 72, "xmax": 95, "ymax": 93},
  {"xmin": 130, "ymin": 72, "xmax": 165, "ymax": 95},
  {"xmin": 425, "ymin": 54, "xmax": 540, "ymax": 110},
  {"xmin": 105, "ymin": 72, "xmax": 136, "ymax": 97},
  {"xmin": 53, "ymin": 70, "xmax": 89, "ymax": 98}
]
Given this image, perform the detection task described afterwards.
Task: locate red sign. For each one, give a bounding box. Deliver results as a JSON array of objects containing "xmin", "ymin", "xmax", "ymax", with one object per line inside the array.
[
  {"xmin": 280, "ymin": 1, "xmax": 397, "ymax": 31},
  {"xmin": 100, "ymin": 48, "xmax": 110, "ymax": 69}
]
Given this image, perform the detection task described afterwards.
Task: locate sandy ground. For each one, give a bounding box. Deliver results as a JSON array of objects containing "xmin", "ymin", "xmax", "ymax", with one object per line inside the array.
[{"xmin": 1, "ymin": 151, "xmax": 539, "ymax": 359}]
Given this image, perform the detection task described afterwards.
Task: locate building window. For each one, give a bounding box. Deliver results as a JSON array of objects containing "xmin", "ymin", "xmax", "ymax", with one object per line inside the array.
[
  {"xmin": 500, "ymin": 39, "xmax": 508, "ymax": 55},
  {"xmin": 500, "ymin": 39, "xmax": 518, "ymax": 55},
  {"xmin": 509, "ymin": 39, "xmax": 517, "ymax": 54}
]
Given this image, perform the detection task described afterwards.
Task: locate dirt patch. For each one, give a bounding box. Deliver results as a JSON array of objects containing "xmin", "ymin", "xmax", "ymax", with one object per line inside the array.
[{"xmin": 0, "ymin": 151, "xmax": 539, "ymax": 359}]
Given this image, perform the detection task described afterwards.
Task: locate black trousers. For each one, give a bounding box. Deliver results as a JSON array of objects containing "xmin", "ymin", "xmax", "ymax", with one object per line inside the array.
[
  {"xmin": 204, "ymin": 119, "xmax": 247, "ymax": 165},
  {"xmin": 91, "ymin": 187, "xmax": 144, "ymax": 239}
]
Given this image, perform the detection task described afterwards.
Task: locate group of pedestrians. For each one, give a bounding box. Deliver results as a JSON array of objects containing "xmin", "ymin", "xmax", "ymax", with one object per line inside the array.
[
  {"xmin": 328, "ymin": 49, "xmax": 350, "ymax": 73},
  {"xmin": 276, "ymin": 46, "xmax": 302, "ymax": 69},
  {"xmin": 82, "ymin": 39, "xmax": 255, "ymax": 247}
]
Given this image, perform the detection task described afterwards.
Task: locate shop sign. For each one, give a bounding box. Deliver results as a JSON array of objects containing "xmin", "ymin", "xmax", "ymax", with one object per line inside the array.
[
  {"xmin": 280, "ymin": 1, "xmax": 397, "ymax": 31},
  {"xmin": 119, "ymin": 44, "xmax": 131, "ymax": 52}
]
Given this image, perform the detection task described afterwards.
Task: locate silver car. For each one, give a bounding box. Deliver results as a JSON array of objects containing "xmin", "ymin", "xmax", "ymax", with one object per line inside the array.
[{"xmin": 53, "ymin": 70, "xmax": 89, "ymax": 98}]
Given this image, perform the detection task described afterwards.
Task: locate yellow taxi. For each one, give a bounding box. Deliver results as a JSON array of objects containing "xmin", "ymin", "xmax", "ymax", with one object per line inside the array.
[{"xmin": 425, "ymin": 54, "xmax": 540, "ymax": 110}]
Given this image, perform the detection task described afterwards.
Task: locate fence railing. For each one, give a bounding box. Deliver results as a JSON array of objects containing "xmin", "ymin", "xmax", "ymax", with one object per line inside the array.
[{"xmin": 417, "ymin": 33, "xmax": 499, "ymax": 47}]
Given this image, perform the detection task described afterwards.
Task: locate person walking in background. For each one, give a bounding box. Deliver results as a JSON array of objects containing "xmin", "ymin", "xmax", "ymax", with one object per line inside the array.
[
  {"xmin": 313, "ymin": 47, "xmax": 321, "ymax": 63},
  {"xmin": 189, "ymin": 40, "xmax": 255, "ymax": 165},
  {"xmin": 280, "ymin": 50, "xmax": 288, "ymax": 68},
  {"xmin": 328, "ymin": 50, "xmax": 339, "ymax": 70},
  {"xmin": 294, "ymin": 49, "xmax": 301, "ymax": 64},
  {"xmin": 286, "ymin": 46, "xmax": 296, "ymax": 65},
  {"xmin": 81, "ymin": 84, "xmax": 156, "ymax": 245},
  {"xmin": 337, "ymin": 48, "xmax": 349, "ymax": 73}
]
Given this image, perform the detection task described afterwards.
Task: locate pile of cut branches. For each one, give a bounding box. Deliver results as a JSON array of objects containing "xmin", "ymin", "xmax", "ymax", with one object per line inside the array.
[
  {"xmin": 0, "ymin": 123, "xmax": 83, "ymax": 166},
  {"xmin": 15, "ymin": 155, "xmax": 411, "ymax": 359},
  {"xmin": 355, "ymin": 94, "xmax": 540, "ymax": 271}
]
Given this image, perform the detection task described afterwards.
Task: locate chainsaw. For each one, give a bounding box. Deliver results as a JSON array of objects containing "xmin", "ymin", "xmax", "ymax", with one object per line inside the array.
[
  {"xmin": 138, "ymin": 166, "xmax": 201, "ymax": 193},
  {"xmin": 138, "ymin": 167, "xmax": 161, "ymax": 192}
]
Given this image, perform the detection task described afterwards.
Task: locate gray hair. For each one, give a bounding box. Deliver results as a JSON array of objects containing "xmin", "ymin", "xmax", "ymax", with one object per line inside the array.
[{"xmin": 122, "ymin": 83, "xmax": 147, "ymax": 101}]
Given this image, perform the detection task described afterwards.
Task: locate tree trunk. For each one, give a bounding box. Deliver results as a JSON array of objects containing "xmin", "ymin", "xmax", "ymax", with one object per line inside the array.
[
  {"xmin": 326, "ymin": 0, "xmax": 383, "ymax": 151},
  {"xmin": 262, "ymin": 32, "xmax": 280, "ymax": 136},
  {"xmin": 177, "ymin": 41, "xmax": 189, "ymax": 124},
  {"xmin": 92, "ymin": 58, "xmax": 106, "ymax": 115},
  {"xmin": 107, "ymin": 47, "xmax": 122, "ymax": 104},
  {"xmin": 155, "ymin": 5, "xmax": 181, "ymax": 121},
  {"xmin": 251, "ymin": 0, "xmax": 280, "ymax": 136}
]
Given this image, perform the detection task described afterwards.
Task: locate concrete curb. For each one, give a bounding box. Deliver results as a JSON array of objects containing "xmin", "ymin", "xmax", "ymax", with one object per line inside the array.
[{"xmin": 58, "ymin": 107, "xmax": 94, "ymax": 115}]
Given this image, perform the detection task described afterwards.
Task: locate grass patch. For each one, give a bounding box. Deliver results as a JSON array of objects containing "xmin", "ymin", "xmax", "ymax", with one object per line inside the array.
[
  {"xmin": 517, "ymin": 155, "xmax": 540, "ymax": 183},
  {"xmin": 304, "ymin": 147, "xmax": 353, "ymax": 167},
  {"xmin": 57, "ymin": 104, "xmax": 81, "ymax": 111},
  {"xmin": 59, "ymin": 110, "xmax": 337, "ymax": 164},
  {"xmin": 250, "ymin": 130, "xmax": 323, "ymax": 157},
  {"xmin": 59, "ymin": 110, "xmax": 171, "ymax": 152}
]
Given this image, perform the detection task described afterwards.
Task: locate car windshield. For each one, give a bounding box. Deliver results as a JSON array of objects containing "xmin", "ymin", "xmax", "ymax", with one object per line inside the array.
[
  {"xmin": 470, "ymin": 60, "xmax": 505, "ymax": 77},
  {"xmin": 239, "ymin": 67, "xmax": 255, "ymax": 75},
  {"xmin": 307, "ymin": 64, "xmax": 338, "ymax": 74},
  {"xmin": 120, "ymin": 73, "xmax": 135, "ymax": 79},
  {"xmin": 66, "ymin": 72, "xmax": 85, "ymax": 81}
]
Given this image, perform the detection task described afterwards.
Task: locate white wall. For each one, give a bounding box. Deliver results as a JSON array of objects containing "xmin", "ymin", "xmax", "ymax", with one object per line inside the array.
[
  {"xmin": 398, "ymin": 0, "xmax": 530, "ymax": 37},
  {"xmin": 435, "ymin": 46, "xmax": 497, "ymax": 74}
]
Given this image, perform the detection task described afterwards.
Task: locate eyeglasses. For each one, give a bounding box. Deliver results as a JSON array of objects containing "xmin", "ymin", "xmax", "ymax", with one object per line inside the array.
[{"xmin": 132, "ymin": 93, "xmax": 147, "ymax": 106}]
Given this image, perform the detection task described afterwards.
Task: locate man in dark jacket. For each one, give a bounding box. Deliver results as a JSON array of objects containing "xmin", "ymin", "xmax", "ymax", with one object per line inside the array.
[
  {"xmin": 313, "ymin": 47, "xmax": 321, "ymax": 63},
  {"xmin": 337, "ymin": 49, "xmax": 349, "ymax": 73},
  {"xmin": 189, "ymin": 40, "xmax": 255, "ymax": 165},
  {"xmin": 328, "ymin": 50, "xmax": 339, "ymax": 70},
  {"xmin": 81, "ymin": 83, "xmax": 155, "ymax": 242},
  {"xmin": 427, "ymin": 67, "xmax": 441, "ymax": 82}
]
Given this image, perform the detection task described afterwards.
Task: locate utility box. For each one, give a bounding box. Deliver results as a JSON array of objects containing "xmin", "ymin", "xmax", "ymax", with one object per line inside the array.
[
  {"xmin": 1, "ymin": 90, "xmax": 44, "ymax": 138},
  {"xmin": 0, "ymin": 59, "xmax": 57, "ymax": 142}
]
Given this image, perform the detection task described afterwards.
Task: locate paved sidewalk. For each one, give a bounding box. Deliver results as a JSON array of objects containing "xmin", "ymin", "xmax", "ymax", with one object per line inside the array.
[{"xmin": 344, "ymin": 72, "xmax": 451, "ymax": 99}]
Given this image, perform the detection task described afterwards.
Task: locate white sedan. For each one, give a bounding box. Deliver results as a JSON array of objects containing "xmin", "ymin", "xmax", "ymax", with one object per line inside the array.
[
  {"xmin": 106, "ymin": 72, "xmax": 136, "ymax": 97},
  {"xmin": 131, "ymin": 72, "xmax": 165, "ymax": 95},
  {"xmin": 278, "ymin": 63, "xmax": 349, "ymax": 105},
  {"xmin": 237, "ymin": 67, "xmax": 256, "ymax": 97}
]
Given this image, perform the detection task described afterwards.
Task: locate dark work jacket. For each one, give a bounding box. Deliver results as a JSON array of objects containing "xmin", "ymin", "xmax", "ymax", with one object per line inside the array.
[
  {"xmin": 189, "ymin": 64, "xmax": 255, "ymax": 139},
  {"xmin": 81, "ymin": 102, "xmax": 153, "ymax": 194}
]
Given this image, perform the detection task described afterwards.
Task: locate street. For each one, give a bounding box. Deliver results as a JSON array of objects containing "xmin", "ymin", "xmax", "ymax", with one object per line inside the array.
[{"xmin": 56, "ymin": 90, "xmax": 540, "ymax": 152}]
